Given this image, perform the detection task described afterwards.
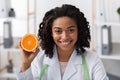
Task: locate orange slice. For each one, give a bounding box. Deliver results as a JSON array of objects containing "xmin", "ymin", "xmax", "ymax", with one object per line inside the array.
[{"xmin": 21, "ymin": 34, "xmax": 38, "ymax": 52}]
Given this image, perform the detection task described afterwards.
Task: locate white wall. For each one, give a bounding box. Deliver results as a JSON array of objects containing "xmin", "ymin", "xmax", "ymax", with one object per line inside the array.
[
  {"xmin": 104, "ymin": 0, "xmax": 120, "ymax": 22},
  {"xmin": 0, "ymin": 0, "xmax": 11, "ymax": 18},
  {"xmin": 104, "ymin": 0, "xmax": 120, "ymax": 43}
]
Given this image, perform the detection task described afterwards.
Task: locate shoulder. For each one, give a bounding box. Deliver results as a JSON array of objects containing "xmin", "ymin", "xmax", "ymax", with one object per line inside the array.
[
  {"xmin": 85, "ymin": 50, "xmax": 108, "ymax": 79},
  {"xmin": 31, "ymin": 50, "xmax": 46, "ymax": 67},
  {"xmin": 36, "ymin": 50, "xmax": 46, "ymax": 60},
  {"xmin": 84, "ymin": 50, "xmax": 102, "ymax": 67},
  {"xmin": 85, "ymin": 50, "xmax": 99, "ymax": 61},
  {"xmin": 30, "ymin": 50, "xmax": 49, "ymax": 77}
]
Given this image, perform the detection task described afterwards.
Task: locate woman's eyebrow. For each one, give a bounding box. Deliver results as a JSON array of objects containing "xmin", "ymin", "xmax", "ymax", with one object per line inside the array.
[
  {"xmin": 67, "ymin": 26, "xmax": 77, "ymax": 29},
  {"xmin": 53, "ymin": 26, "xmax": 76, "ymax": 29},
  {"xmin": 53, "ymin": 27, "xmax": 61, "ymax": 29}
]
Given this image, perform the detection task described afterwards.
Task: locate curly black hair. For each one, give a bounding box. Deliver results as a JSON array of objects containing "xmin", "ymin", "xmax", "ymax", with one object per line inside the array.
[{"xmin": 38, "ymin": 4, "xmax": 91, "ymax": 58}]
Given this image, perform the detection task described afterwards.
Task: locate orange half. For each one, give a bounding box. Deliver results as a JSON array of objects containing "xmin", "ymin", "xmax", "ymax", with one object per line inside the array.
[{"xmin": 21, "ymin": 34, "xmax": 38, "ymax": 52}]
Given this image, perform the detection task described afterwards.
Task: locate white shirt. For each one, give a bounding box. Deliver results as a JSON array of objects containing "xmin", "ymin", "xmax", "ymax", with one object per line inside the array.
[
  {"xmin": 17, "ymin": 46, "xmax": 108, "ymax": 80},
  {"xmin": 59, "ymin": 61, "xmax": 68, "ymax": 77}
]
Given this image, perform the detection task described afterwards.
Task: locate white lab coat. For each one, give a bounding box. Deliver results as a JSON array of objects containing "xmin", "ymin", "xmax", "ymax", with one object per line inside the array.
[{"xmin": 17, "ymin": 46, "xmax": 108, "ymax": 80}]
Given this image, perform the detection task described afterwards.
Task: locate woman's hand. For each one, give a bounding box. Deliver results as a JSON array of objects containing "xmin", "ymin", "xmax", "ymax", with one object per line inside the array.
[{"xmin": 19, "ymin": 42, "xmax": 40, "ymax": 72}]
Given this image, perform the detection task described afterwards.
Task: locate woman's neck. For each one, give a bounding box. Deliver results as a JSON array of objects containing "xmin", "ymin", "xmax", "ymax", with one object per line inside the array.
[{"xmin": 57, "ymin": 47, "xmax": 74, "ymax": 62}]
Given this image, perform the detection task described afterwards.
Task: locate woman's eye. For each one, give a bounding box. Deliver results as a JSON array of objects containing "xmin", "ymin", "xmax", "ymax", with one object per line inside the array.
[
  {"xmin": 55, "ymin": 29, "xmax": 62, "ymax": 34},
  {"xmin": 68, "ymin": 29, "xmax": 75, "ymax": 33}
]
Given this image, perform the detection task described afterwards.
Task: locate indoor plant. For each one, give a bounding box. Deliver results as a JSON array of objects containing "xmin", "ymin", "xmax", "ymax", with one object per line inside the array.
[{"xmin": 117, "ymin": 7, "xmax": 120, "ymax": 21}]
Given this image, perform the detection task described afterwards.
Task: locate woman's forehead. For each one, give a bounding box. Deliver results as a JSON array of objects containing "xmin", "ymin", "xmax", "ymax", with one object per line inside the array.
[{"xmin": 52, "ymin": 16, "xmax": 77, "ymax": 28}]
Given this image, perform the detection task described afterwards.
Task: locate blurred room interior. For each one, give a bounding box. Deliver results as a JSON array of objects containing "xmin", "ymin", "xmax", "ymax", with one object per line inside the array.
[{"xmin": 0, "ymin": 0, "xmax": 120, "ymax": 80}]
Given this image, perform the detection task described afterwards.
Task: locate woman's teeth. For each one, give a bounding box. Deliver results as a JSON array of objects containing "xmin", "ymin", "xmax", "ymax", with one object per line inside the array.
[{"xmin": 61, "ymin": 41, "xmax": 70, "ymax": 45}]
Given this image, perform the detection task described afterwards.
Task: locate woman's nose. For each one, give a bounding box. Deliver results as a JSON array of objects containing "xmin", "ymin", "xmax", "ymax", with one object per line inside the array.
[{"xmin": 62, "ymin": 31, "xmax": 69, "ymax": 39}]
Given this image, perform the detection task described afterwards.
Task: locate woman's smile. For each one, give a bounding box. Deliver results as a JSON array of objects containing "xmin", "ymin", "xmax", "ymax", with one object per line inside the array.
[{"xmin": 59, "ymin": 40, "xmax": 72, "ymax": 47}]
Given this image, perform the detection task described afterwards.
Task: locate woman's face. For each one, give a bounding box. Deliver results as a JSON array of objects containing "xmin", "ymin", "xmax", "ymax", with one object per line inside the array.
[{"xmin": 52, "ymin": 16, "xmax": 78, "ymax": 51}]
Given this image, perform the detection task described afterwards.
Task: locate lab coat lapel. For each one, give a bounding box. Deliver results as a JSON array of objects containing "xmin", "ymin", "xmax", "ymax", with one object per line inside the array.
[
  {"xmin": 63, "ymin": 62, "xmax": 77, "ymax": 80},
  {"xmin": 63, "ymin": 49, "xmax": 82, "ymax": 80},
  {"xmin": 43, "ymin": 46, "xmax": 82, "ymax": 80},
  {"xmin": 43, "ymin": 46, "xmax": 62, "ymax": 80}
]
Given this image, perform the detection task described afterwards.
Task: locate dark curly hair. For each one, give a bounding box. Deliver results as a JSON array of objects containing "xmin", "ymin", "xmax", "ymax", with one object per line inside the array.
[{"xmin": 38, "ymin": 4, "xmax": 91, "ymax": 58}]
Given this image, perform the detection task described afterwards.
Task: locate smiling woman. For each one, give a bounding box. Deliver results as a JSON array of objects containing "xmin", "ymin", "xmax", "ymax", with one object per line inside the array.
[{"xmin": 17, "ymin": 4, "xmax": 108, "ymax": 80}]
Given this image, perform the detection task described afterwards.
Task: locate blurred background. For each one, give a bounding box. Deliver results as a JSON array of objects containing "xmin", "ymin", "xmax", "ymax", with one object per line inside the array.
[{"xmin": 0, "ymin": 0, "xmax": 120, "ymax": 80}]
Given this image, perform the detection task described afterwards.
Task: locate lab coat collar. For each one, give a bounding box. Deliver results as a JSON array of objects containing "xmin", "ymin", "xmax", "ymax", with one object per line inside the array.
[
  {"xmin": 43, "ymin": 45, "xmax": 59, "ymax": 66},
  {"xmin": 43, "ymin": 45, "xmax": 82, "ymax": 79},
  {"xmin": 43, "ymin": 45, "xmax": 82, "ymax": 65},
  {"xmin": 62, "ymin": 47, "xmax": 82, "ymax": 79}
]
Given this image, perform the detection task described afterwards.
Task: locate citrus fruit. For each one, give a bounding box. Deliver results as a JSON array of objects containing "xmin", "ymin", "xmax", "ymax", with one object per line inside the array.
[{"xmin": 21, "ymin": 34, "xmax": 38, "ymax": 52}]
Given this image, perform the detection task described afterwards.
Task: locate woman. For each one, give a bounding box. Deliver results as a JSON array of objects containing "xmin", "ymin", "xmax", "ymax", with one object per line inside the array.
[{"xmin": 17, "ymin": 4, "xmax": 108, "ymax": 80}]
